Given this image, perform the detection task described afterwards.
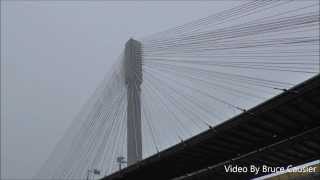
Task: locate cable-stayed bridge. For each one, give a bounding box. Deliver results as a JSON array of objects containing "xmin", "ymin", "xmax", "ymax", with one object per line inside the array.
[{"xmin": 35, "ymin": 1, "xmax": 320, "ymax": 180}]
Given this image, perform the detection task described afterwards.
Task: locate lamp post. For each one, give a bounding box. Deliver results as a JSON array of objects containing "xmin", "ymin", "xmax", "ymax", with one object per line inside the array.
[
  {"xmin": 117, "ymin": 156, "xmax": 127, "ymax": 171},
  {"xmin": 86, "ymin": 169, "xmax": 100, "ymax": 180}
]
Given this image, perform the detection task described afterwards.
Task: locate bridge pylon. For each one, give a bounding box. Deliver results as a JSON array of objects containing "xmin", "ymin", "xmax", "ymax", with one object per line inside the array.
[{"xmin": 124, "ymin": 38, "xmax": 143, "ymax": 166}]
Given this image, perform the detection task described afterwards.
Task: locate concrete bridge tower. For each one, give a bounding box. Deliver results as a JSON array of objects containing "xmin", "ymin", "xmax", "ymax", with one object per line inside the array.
[{"xmin": 124, "ymin": 39, "xmax": 142, "ymax": 166}]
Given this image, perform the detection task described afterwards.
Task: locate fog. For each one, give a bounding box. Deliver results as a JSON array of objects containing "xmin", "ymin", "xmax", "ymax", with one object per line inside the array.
[{"xmin": 0, "ymin": 1, "xmax": 242, "ymax": 179}]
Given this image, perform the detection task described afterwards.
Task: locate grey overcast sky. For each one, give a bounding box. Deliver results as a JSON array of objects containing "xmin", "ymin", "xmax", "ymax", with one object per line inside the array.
[{"xmin": 1, "ymin": 1, "xmax": 243, "ymax": 179}]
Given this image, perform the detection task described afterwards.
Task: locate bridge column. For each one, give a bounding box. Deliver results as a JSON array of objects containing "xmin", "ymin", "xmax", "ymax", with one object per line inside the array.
[{"xmin": 124, "ymin": 38, "xmax": 142, "ymax": 166}]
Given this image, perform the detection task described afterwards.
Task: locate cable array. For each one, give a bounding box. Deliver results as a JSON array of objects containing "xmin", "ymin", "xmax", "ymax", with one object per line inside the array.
[
  {"xmin": 35, "ymin": 55, "xmax": 129, "ymax": 179},
  {"xmin": 140, "ymin": 0, "xmax": 319, "ymax": 154},
  {"xmin": 35, "ymin": 1, "xmax": 319, "ymax": 179}
]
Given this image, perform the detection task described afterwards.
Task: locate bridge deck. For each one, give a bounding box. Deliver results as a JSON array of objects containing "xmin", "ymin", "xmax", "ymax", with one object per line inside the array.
[{"xmin": 102, "ymin": 74, "xmax": 320, "ymax": 180}]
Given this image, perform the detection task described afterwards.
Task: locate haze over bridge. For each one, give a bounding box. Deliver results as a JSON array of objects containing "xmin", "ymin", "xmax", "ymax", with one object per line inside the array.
[{"xmin": 35, "ymin": 1, "xmax": 320, "ymax": 180}]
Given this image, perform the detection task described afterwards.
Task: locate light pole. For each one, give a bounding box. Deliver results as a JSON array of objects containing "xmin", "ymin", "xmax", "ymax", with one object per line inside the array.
[
  {"xmin": 86, "ymin": 169, "xmax": 100, "ymax": 180},
  {"xmin": 117, "ymin": 156, "xmax": 127, "ymax": 170}
]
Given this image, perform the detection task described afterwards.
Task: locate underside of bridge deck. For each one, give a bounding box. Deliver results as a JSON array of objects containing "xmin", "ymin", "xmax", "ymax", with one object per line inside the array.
[{"xmin": 102, "ymin": 74, "xmax": 320, "ymax": 180}]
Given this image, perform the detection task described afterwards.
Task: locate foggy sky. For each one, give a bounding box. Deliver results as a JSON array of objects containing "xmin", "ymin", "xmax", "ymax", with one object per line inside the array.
[{"xmin": 0, "ymin": 1, "xmax": 242, "ymax": 179}]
